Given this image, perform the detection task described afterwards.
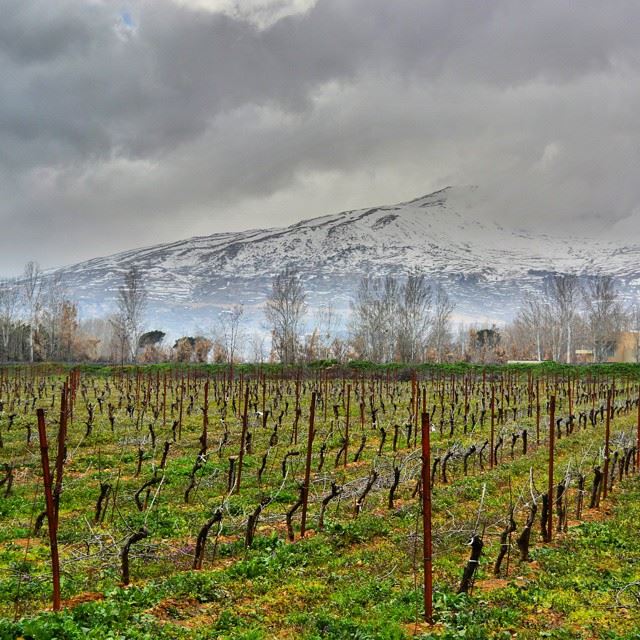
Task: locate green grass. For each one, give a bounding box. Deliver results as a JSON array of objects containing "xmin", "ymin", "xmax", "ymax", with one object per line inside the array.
[
  {"xmin": 1, "ymin": 367, "xmax": 640, "ymax": 638},
  {"xmin": 3, "ymin": 480, "xmax": 640, "ymax": 638}
]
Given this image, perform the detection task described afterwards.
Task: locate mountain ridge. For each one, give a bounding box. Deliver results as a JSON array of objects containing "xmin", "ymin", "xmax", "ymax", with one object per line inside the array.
[{"xmin": 46, "ymin": 186, "xmax": 640, "ymax": 334}]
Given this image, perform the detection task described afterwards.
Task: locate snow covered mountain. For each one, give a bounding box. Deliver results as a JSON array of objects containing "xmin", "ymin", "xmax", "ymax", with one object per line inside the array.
[{"xmin": 50, "ymin": 186, "xmax": 640, "ymax": 334}]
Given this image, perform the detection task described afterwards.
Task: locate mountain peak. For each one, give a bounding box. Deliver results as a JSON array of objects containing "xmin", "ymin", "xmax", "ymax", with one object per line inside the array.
[{"xmin": 48, "ymin": 187, "xmax": 640, "ymax": 335}]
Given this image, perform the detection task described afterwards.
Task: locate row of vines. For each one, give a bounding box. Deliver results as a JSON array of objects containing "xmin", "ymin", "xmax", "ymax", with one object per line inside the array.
[{"xmin": 0, "ymin": 365, "xmax": 638, "ymax": 623}]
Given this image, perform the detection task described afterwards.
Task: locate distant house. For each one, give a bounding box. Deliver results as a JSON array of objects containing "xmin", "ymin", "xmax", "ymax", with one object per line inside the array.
[
  {"xmin": 574, "ymin": 349, "xmax": 594, "ymax": 364},
  {"xmin": 574, "ymin": 331, "xmax": 640, "ymax": 364}
]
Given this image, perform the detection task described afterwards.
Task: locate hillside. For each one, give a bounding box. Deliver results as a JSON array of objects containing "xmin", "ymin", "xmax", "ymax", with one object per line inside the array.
[{"xmin": 49, "ymin": 187, "xmax": 640, "ymax": 332}]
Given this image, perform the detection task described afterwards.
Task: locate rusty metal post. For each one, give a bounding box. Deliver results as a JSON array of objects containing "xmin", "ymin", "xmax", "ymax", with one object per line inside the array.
[
  {"xmin": 636, "ymin": 385, "xmax": 640, "ymax": 471},
  {"xmin": 547, "ymin": 395, "xmax": 555, "ymax": 542},
  {"xmin": 344, "ymin": 384, "xmax": 351, "ymax": 467},
  {"xmin": 490, "ymin": 385, "xmax": 495, "ymax": 469},
  {"xmin": 36, "ymin": 409, "xmax": 61, "ymax": 611},
  {"xmin": 300, "ymin": 391, "xmax": 317, "ymax": 537},
  {"xmin": 421, "ymin": 411, "xmax": 433, "ymax": 623},
  {"xmin": 232, "ymin": 385, "xmax": 250, "ymax": 494},
  {"xmin": 603, "ymin": 388, "xmax": 612, "ymax": 499}
]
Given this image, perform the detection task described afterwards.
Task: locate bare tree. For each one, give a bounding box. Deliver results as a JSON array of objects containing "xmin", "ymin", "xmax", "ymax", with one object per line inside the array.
[
  {"xmin": 545, "ymin": 274, "xmax": 579, "ymax": 364},
  {"xmin": 316, "ymin": 303, "xmax": 337, "ymax": 360},
  {"xmin": 193, "ymin": 336, "xmax": 213, "ymax": 363},
  {"xmin": 351, "ymin": 274, "xmax": 436, "ymax": 363},
  {"xmin": 21, "ymin": 261, "xmax": 43, "ymax": 363},
  {"xmin": 249, "ymin": 332, "xmax": 267, "ymax": 364},
  {"xmin": 0, "ymin": 279, "xmax": 19, "ymax": 361},
  {"xmin": 116, "ymin": 267, "xmax": 147, "ymax": 362},
  {"xmin": 81, "ymin": 317, "xmax": 116, "ymax": 362},
  {"xmin": 217, "ymin": 304, "xmax": 244, "ymax": 364},
  {"xmin": 109, "ymin": 312, "xmax": 130, "ymax": 365},
  {"xmin": 518, "ymin": 292, "xmax": 545, "ymax": 361},
  {"xmin": 330, "ymin": 336, "xmax": 350, "ymax": 363},
  {"xmin": 264, "ymin": 267, "xmax": 306, "ymax": 365},
  {"xmin": 350, "ymin": 276, "xmax": 399, "ymax": 362},
  {"xmin": 502, "ymin": 317, "xmax": 536, "ymax": 361},
  {"xmin": 429, "ymin": 285, "xmax": 454, "ymax": 363},
  {"xmin": 453, "ymin": 322, "xmax": 469, "ymax": 360},
  {"xmin": 58, "ymin": 301, "xmax": 79, "ymax": 362},
  {"xmin": 582, "ymin": 275, "xmax": 626, "ymax": 362},
  {"xmin": 630, "ymin": 303, "xmax": 640, "ymax": 363},
  {"xmin": 302, "ymin": 327, "xmax": 321, "ymax": 362},
  {"xmin": 397, "ymin": 274, "xmax": 432, "ymax": 363},
  {"xmin": 40, "ymin": 275, "xmax": 67, "ymax": 360}
]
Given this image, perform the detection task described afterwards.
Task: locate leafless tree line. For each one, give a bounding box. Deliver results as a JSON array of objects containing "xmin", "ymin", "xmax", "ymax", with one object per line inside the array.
[
  {"xmin": 513, "ymin": 274, "xmax": 630, "ymax": 363},
  {"xmin": 349, "ymin": 274, "xmax": 454, "ymax": 363},
  {"xmin": 0, "ymin": 264, "xmax": 149, "ymax": 364},
  {"xmin": 0, "ymin": 262, "xmax": 91, "ymax": 363},
  {"xmin": 1, "ymin": 263, "xmax": 637, "ymax": 365}
]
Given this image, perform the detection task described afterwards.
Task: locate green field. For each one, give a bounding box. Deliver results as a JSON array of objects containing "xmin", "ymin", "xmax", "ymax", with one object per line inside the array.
[{"xmin": 1, "ymin": 365, "xmax": 639, "ymax": 639}]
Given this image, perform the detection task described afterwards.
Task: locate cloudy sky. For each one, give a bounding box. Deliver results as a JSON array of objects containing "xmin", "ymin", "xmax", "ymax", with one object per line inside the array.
[{"xmin": 2, "ymin": 0, "xmax": 640, "ymax": 275}]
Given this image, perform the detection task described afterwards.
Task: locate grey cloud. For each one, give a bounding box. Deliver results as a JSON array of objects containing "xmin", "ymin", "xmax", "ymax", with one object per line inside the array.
[
  {"xmin": 1, "ymin": 0, "xmax": 640, "ymax": 274},
  {"xmin": 0, "ymin": 0, "xmax": 103, "ymax": 64}
]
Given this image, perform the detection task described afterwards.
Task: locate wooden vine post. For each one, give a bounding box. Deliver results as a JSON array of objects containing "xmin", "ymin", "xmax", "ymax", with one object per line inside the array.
[
  {"xmin": 201, "ymin": 380, "xmax": 209, "ymax": 452},
  {"xmin": 546, "ymin": 395, "xmax": 555, "ymax": 542},
  {"xmin": 36, "ymin": 408, "xmax": 61, "ymax": 611},
  {"xmin": 603, "ymin": 387, "xmax": 612, "ymax": 500},
  {"xmin": 300, "ymin": 391, "xmax": 317, "ymax": 537},
  {"xmin": 178, "ymin": 374, "xmax": 184, "ymax": 439},
  {"xmin": 232, "ymin": 385, "xmax": 250, "ymax": 495},
  {"xmin": 344, "ymin": 384, "xmax": 351, "ymax": 467},
  {"xmin": 421, "ymin": 411, "xmax": 433, "ymax": 623},
  {"xmin": 53, "ymin": 384, "xmax": 68, "ymax": 529},
  {"xmin": 636, "ymin": 385, "xmax": 640, "ymax": 471},
  {"xmin": 162, "ymin": 373, "xmax": 167, "ymax": 427},
  {"xmin": 535, "ymin": 379, "xmax": 540, "ymax": 446},
  {"xmin": 490, "ymin": 385, "xmax": 495, "ymax": 469}
]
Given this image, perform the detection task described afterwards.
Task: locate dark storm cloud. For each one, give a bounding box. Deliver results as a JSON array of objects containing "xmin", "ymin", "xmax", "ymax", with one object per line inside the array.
[{"xmin": 2, "ymin": 0, "xmax": 640, "ymax": 274}]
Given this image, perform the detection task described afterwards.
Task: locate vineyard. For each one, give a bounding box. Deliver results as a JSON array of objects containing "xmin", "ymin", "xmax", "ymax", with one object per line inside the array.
[{"xmin": 1, "ymin": 364, "xmax": 640, "ymax": 639}]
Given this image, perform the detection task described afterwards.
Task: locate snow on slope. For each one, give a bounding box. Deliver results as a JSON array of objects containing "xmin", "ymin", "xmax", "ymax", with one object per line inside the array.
[{"xmin": 50, "ymin": 186, "xmax": 640, "ymax": 333}]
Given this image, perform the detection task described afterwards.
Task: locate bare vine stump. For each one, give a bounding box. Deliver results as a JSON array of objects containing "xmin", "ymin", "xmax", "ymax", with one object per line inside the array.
[
  {"xmin": 494, "ymin": 511, "xmax": 517, "ymax": 576},
  {"xmin": 318, "ymin": 482, "xmax": 342, "ymax": 530},
  {"xmin": 121, "ymin": 527, "xmax": 149, "ymax": 585},
  {"xmin": 246, "ymin": 498, "xmax": 270, "ymax": 548},
  {"xmin": 193, "ymin": 509, "xmax": 223, "ymax": 569},
  {"xmin": 458, "ymin": 535, "xmax": 483, "ymax": 594},
  {"xmin": 516, "ymin": 501, "xmax": 537, "ymax": 562},
  {"xmin": 590, "ymin": 467, "xmax": 603, "ymax": 508},
  {"xmin": 355, "ymin": 470, "xmax": 378, "ymax": 516},
  {"xmin": 540, "ymin": 493, "xmax": 551, "ymax": 542},
  {"xmin": 94, "ymin": 482, "xmax": 112, "ymax": 523},
  {"xmin": 388, "ymin": 467, "xmax": 401, "ymax": 509},
  {"xmin": 286, "ymin": 486, "xmax": 305, "ymax": 542},
  {"xmin": 227, "ymin": 456, "xmax": 238, "ymax": 492}
]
